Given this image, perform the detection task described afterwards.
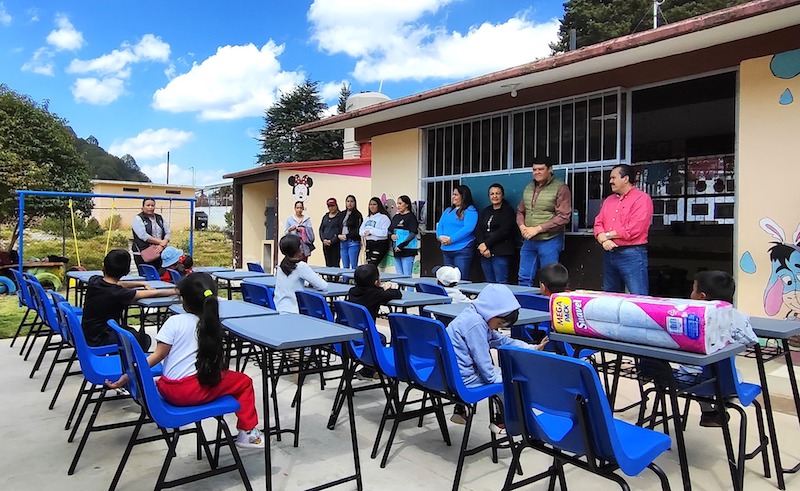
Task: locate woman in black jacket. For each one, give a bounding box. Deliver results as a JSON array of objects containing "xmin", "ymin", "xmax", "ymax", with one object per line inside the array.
[
  {"xmin": 337, "ymin": 195, "xmax": 364, "ymax": 269},
  {"xmin": 475, "ymin": 183, "xmax": 517, "ymax": 284},
  {"xmin": 319, "ymin": 197, "xmax": 345, "ymax": 267}
]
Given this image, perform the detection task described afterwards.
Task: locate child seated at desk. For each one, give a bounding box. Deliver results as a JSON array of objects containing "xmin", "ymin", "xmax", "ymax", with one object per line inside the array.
[
  {"xmin": 435, "ymin": 266, "xmax": 469, "ymax": 303},
  {"xmin": 159, "ymin": 246, "xmax": 190, "ymax": 281},
  {"xmin": 538, "ymin": 262, "xmax": 569, "ymax": 297},
  {"xmin": 447, "ymin": 284, "xmax": 548, "ymax": 432},
  {"xmin": 347, "ymin": 264, "xmax": 401, "ymax": 379},
  {"xmin": 82, "ymin": 249, "xmax": 177, "ymax": 351},
  {"xmin": 274, "ymin": 234, "xmax": 327, "ymax": 313}
]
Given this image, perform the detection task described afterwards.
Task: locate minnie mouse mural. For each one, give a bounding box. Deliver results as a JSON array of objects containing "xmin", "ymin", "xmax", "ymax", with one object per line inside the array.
[
  {"xmin": 288, "ymin": 174, "xmax": 313, "ymax": 202},
  {"xmin": 760, "ymin": 217, "xmax": 800, "ymax": 318}
]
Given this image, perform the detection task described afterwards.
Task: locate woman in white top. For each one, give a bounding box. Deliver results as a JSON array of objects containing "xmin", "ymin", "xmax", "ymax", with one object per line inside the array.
[
  {"xmin": 274, "ymin": 234, "xmax": 328, "ymax": 313},
  {"xmin": 359, "ymin": 197, "xmax": 392, "ymax": 266},
  {"xmin": 106, "ymin": 273, "xmax": 264, "ymax": 449},
  {"xmin": 285, "ymin": 201, "xmax": 315, "ymax": 261}
]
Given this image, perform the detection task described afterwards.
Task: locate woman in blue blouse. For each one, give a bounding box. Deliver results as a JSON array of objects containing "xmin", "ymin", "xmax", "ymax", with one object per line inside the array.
[{"xmin": 436, "ymin": 185, "xmax": 478, "ymax": 280}]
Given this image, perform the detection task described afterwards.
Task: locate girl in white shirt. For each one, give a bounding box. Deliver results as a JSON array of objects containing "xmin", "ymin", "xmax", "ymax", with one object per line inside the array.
[
  {"xmin": 274, "ymin": 234, "xmax": 328, "ymax": 313},
  {"xmin": 107, "ymin": 273, "xmax": 264, "ymax": 449},
  {"xmin": 359, "ymin": 197, "xmax": 392, "ymax": 266}
]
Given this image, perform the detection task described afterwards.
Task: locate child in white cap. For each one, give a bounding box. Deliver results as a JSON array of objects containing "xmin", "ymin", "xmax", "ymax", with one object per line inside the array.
[
  {"xmin": 446, "ymin": 283, "xmax": 548, "ymax": 432},
  {"xmin": 435, "ymin": 265, "xmax": 470, "ymax": 303}
]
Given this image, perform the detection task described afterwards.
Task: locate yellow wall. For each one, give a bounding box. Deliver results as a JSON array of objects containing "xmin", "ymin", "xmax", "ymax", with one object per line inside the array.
[
  {"xmin": 90, "ymin": 181, "xmax": 194, "ymax": 230},
  {"xmin": 277, "ymin": 169, "xmax": 372, "ymax": 267},
  {"xmin": 241, "ymin": 180, "xmax": 275, "ymax": 271},
  {"xmin": 737, "ymin": 50, "xmax": 800, "ymax": 318}
]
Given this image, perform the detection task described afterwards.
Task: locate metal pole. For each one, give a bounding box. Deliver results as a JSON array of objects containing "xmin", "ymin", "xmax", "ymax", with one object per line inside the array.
[
  {"xmin": 166, "ymin": 151, "xmax": 170, "ymax": 184},
  {"xmin": 17, "ymin": 193, "xmax": 24, "ymax": 275},
  {"xmin": 189, "ymin": 198, "xmax": 195, "ymax": 257},
  {"xmin": 653, "ymin": 0, "xmax": 658, "ymax": 29}
]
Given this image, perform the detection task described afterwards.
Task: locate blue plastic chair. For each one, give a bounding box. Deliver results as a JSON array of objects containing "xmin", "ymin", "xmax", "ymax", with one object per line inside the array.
[
  {"xmin": 57, "ymin": 303, "xmax": 157, "ymax": 475},
  {"xmin": 27, "ymin": 282, "xmax": 73, "ymax": 389},
  {"xmin": 46, "ymin": 292, "xmax": 90, "ymax": 411},
  {"xmin": 106, "ymin": 320, "xmax": 253, "ymax": 491},
  {"xmin": 240, "ymin": 282, "xmax": 276, "ymax": 309},
  {"xmin": 17, "ymin": 273, "xmax": 47, "ymax": 358},
  {"xmin": 497, "ymin": 345, "xmax": 672, "ymax": 491},
  {"xmin": 389, "ymin": 313, "xmax": 510, "ymax": 490},
  {"xmin": 166, "ymin": 268, "xmax": 182, "ymax": 284},
  {"xmin": 246, "ymin": 262, "xmax": 265, "ymax": 273},
  {"xmin": 9, "ymin": 269, "xmax": 40, "ymax": 348},
  {"xmin": 138, "ymin": 263, "xmax": 160, "ymax": 280},
  {"xmin": 415, "ymin": 282, "xmax": 448, "ymax": 296}
]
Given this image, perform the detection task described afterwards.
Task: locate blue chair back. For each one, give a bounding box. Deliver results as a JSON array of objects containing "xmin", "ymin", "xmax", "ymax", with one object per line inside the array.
[
  {"xmin": 138, "ymin": 263, "xmax": 160, "ymax": 281},
  {"xmin": 246, "ymin": 262, "xmax": 265, "ymax": 273},
  {"xmin": 388, "ymin": 313, "xmax": 476, "ymax": 400},
  {"xmin": 58, "ymin": 303, "xmax": 122, "ymax": 385},
  {"xmin": 513, "ymin": 293, "xmax": 551, "ymax": 342},
  {"xmin": 296, "ymin": 290, "xmax": 334, "ymax": 321},
  {"xmin": 498, "ymin": 346, "xmax": 670, "ymax": 476},
  {"xmin": 415, "ymin": 282, "xmax": 448, "ymax": 296},
  {"xmin": 49, "ymin": 291, "xmax": 75, "ymax": 344},
  {"xmin": 108, "ymin": 320, "xmax": 159, "ymax": 419},
  {"xmin": 166, "ymin": 269, "xmax": 182, "ymax": 284},
  {"xmin": 240, "ymin": 282, "xmax": 276, "ymax": 309},
  {"xmin": 334, "ymin": 300, "xmax": 394, "ymax": 377},
  {"xmin": 11, "ymin": 269, "xmax": 35, "ymax": 309},
  {"xmin": 29, "ymin": 281, "xmax": 60, "ymax": 333}
]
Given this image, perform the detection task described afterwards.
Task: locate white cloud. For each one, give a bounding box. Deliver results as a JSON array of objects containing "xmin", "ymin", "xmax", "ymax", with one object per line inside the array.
[
  {"xmin": 21, "ymin": 47, "xmax": 54, "ymax": 76},
  {"xmin": 308, "ymin": 1, "xmax": 559, "ymax": 83},
  {"xmin": 71, "ymin": 77, "xmax": 125, "ymax": 105},
  {"xmin": 108, "ymin": 128, "xmax": 194, "ymax": 161},
  {"xmin": 46, "ymin": 14, "xmax": 84, "ymax": 51},
  {"xmin": 319, "ymin": 80, "xmax": 348, "ymax": 103},
  {"xmin": 1, "ymin": 3, "xmax": 11, "ymax": 25},
  {"xmin": 27, "ymin": 8, "xmax": 39, "ymax": 23},
  {"xmin": 152, "ymin": 41, "xmax": 305, "ymax": 120}
]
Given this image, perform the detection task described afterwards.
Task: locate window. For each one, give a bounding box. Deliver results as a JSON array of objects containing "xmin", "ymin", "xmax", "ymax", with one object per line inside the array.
[
  {"xmin": 165, "ymin": 190, "xmax": 181, "ymax": 195},
  {"xmin": 122, "ymin": 187, "xmax": 139, "ymax": 193}
]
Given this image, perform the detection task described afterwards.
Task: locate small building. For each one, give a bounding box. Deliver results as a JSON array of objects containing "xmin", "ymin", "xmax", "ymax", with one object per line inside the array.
[
  {"xmin": 90, "ymin": 180, "xmax": 195, "ymax": 230},
  {"xmin": 298, "ymin": 0, "xmax": 800, "ymax": 318},
  {"xmin": 195, "ymin": 181, "xmax": 233, "ymax": 229}
]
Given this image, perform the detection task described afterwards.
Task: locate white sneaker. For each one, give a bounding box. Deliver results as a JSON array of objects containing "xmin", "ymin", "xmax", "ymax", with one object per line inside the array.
[{"xmin": 236, "ymin": 428, "xmax": 265, "ymax": 449}]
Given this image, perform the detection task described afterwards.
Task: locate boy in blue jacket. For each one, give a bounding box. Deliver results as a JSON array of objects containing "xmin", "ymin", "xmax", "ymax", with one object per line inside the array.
[{"xmin": 446, "ymin": 284, "xmax": 548, "ymax": 430}]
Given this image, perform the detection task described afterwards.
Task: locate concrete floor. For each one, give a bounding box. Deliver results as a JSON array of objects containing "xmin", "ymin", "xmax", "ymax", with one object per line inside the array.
[{"xmin": 1, "ymin": 332, "xmax": 799, "ymax": 491}]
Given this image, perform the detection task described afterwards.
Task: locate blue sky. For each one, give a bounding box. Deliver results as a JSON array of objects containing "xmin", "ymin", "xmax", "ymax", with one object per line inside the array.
[{"xmin": 0, "ymin": 1, "xmax": 564, "ymax": 186}]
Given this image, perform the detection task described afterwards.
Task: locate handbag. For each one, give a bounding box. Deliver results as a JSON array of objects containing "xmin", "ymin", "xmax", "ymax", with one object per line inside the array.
[{"xmin": 140, "ymin": 244, "xmax": 163, "ymax": 263}]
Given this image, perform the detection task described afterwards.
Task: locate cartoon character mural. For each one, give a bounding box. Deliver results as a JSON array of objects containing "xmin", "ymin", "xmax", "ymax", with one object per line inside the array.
[
  {"xmin": 760, "ymin": 218, "xmax": 800, "ymax": 318},
  {"xmin": 288, "ymin": 174, "xmax": 313, "ymax": 202}
]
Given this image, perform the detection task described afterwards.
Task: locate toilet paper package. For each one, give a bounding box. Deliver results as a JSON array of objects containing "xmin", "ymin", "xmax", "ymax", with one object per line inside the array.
[{"xmin": 549, "ymin": 291, "xmax": 755, "ymax": 354}]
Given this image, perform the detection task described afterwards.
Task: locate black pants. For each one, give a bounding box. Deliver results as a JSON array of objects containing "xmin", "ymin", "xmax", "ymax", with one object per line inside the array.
[
  {"xmin": 365, "ymin": 239, "xmax": 391, "ymax": 266},
  {"xmin": 89, "ymin": 324, "xmax": 152, "ymax": 352},
  {"xmin": 322, "ymin": 244, "xmax": 341, "ymax": 267}
]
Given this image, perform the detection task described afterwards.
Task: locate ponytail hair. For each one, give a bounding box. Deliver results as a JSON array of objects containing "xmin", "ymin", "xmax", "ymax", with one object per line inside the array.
[
  {"xmin": 279, "ymin": 234, "xmax": 302, "ymax": 276},
  {"xmin": 176, "ymin": 273, "xmax": 224, "ymax": 386}
]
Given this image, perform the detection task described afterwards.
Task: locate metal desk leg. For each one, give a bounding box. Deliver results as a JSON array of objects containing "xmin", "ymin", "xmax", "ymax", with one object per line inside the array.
[
  {"xmin": 755, "ymin": 343, "xmax": 785, "ymax": 489},
  {"xmin": 666, "ymin": 372, "xmax": 693, "ymax": 491},
  {"xmin": 260, "ymin": 346, "xmax": 273, "ymax": 491},
  {"xmin": 711, "ymin": 362, "xmax": 742, "ymax": 491},
  {"xmin": 780, "ymin": 339, "xmax": 800, "ymax": 478}
]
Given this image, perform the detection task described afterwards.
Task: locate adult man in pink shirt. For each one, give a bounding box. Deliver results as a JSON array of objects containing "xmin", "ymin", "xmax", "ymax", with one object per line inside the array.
[{"xmin": 593, "ymin": 164, "xmax": 653, "ymax": 295}]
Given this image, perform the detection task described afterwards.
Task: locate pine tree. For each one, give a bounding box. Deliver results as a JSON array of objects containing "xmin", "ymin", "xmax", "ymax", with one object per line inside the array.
[
  {"xmin": 550, "ymin": 0, "xmax": 749, "ymax": 54},
  {"xmin": 257, "ymin": 79, "xmax": 343, "ymax": 165},
  {"xmin": 337, "ymin": 82, "xmax": 351, "ymax": 114}
]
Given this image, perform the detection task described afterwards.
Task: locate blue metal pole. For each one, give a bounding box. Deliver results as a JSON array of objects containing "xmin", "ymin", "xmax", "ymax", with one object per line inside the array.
[
  {"xmin": 17, "ymin": 193, "xmax": 24, "ymax": 275},
  {"xmin": 189, "ymin": 199, "xmax": 195, "ymax": 256}
]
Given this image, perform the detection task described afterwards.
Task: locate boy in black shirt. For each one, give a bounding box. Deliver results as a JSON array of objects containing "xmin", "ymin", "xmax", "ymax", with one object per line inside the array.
[
  {"xmin": 82, "ymin": 249, "xmax": 177, "ymax": 350},
  {"xmin": 346, "ymin": 264, "xmax": 401, "ymax": 379}
]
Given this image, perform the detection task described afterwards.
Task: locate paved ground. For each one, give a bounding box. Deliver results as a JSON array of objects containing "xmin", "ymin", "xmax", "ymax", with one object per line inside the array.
[{"xmin": 1, "ymin": 330, "xmax": 799, "ymax": 491}]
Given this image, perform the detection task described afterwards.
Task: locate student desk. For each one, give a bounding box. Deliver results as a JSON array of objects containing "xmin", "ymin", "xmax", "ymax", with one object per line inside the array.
[
  {"xmin": 169, "ymin": 300, "xmax": 278, "ymax": 319},
  {"xmin": 310, "ymin": 266, "xmax": 355, "ymax": 282},
  {"xmin": 387, "ymin": 290, "xmax": 451, "ymax": 315},
  {"xmin": 340, "ymin": 271, "xmax": 411, "ymax": 283},
  {"xmin": 458, "ymin": 283, "xmax": 541, "ymax": 296},
  {"xmin": 222, "ymin": 313, "xmax": 363, "ymax": 491},
  {"xmin": 424, "ymin": 303, "xmax": 550, "ymax": 326},
  {"xmin": 192, "ymin": 266, "xmax": 235, "ymax": 274},
  {"xmin": 132, "ymin": 295, "xmax": 182, "ymax": 332},
  {"xmin": 212, "ymin": 270, "xmax": 271, "ymax": 300},
  {"xmin": 550, "ymin": 332, "xmax": 746, "ymax": 491},
  {"xmin": 749, "ymin": 316, "xmax": 800, "ymax": 490},
  {"xmin": 242, "ymin": 278, "xmax": 351, "ymax": 299},
  {"xmin": 141, "ymin": 280, "xmax": 176, "ymax": 289},
  {"xmin": 242, "ymin": 276, "xmax": 276, "ymax": 288},
  {"xmin": 393, "ymin": 276, "xmax": 472, "ymax": 288},
  {"xmin": 66, "ymin": 270, "xmax": 144, "ymax": 305}
]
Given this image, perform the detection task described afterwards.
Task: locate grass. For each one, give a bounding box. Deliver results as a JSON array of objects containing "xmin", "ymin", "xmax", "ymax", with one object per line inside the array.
[{"xmin": 0, "ymin": 295, "xmax": 25, "ymax": 339}]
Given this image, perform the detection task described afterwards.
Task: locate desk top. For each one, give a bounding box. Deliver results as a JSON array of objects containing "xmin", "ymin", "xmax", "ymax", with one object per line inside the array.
[
  {"xmin": 212, "ymin": 270, "xmax": 271, "ymax": 281},
  {"xmin": 340, "ymin": 271, "xmax": 411, "ymax": 282},
  {"xmin": 243, "ymin": 276, "xmax": 276, "ymax": 288},
  {"xmin": 142, "ymin": 280, "xmax": 176, "ymax": 290},
  {"xmin": 135, "ymin": 295, "xmax": 181, "ymax": 307},
  {"xmin": 749, "ymin": 316, "xmax": 800, "ymax": 339},
  {"xmin": 170, "ymin": 300, "xmax": 278, "ymax": 319},
  {"xmin": 388, "ymin": 291, "xmax": 452, "ymax": 308},
  {"xmin": 67, "ymin": 271, "xmax": 144, "ymax": 282},
  {"xmin": 312, "ymin": 283, "xmax": 352, "ymax": 298},
  {"xmin": 459, "ymin": 283, "xmax": 541, "ymax": 295},
  {"xmin": 393, "ymin": 276, "xmax": 472, "ymax": 288},
  {"xmin": 549, "ymin": 332, "xmax": 746, "ymax": 366},
  {"xmin": 310, "ymin": 266, "xmax": 355, "ymax": 276},
  {"xmin": 223, "ymin": 313, "xmax": 362, "ymax": 350},
  {"xmin": 192, "ymin": 266, "xmax": 235, "ymax": 274},
  {"xmin": 424, "ymin": 303, "xmax": 550, "ymax": 325}
]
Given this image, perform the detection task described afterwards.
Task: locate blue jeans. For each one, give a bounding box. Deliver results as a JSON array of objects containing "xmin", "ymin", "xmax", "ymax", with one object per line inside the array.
[
  {"xmin": 442, "ymin": 246, "xmax": 474, "ymax": 281},
  {"xmin": 518, "ymin": 234, "xmax": 564, "ymax": 287},
  {"xmin": 480, "ymin": 255, "xmax": 510, "ymax": 284},
  {"xmin": 340, "ymin": 240, "xmax": 361, "ymax": 269},
  {"xmin": 603, "ymin": 246, "xmax": 649, "ymax": 295},
  {"xmin": 395, "ymin": 255, "xmax": 415, "ymax": 275}
]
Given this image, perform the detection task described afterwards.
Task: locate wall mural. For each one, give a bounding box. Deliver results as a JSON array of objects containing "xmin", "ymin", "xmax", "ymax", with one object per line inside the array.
[
  {"xmin": 770, "ymin": 48, "xmax": 800, "ymax": 105},
  {"xmin": 287, "ymin": 174, "xmax": 313, "ymax": 202}
]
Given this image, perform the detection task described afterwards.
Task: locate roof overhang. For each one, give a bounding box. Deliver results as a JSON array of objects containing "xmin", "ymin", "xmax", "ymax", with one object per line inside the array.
[
  {"xmin": 223, "ymin": 158, "xmax": 371, "ymax": 180},
  {"xmin": 299, "ymin": 0, "xmax": 800, "ymax": 133}
]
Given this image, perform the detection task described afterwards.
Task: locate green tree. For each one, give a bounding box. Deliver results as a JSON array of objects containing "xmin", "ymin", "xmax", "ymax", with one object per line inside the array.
[
  {"xmin": 551, "ymin": 0, "xmax": 748, "ymax": 53},
  {"xmin": 0, "ymin": 85, "xmax": 92, "ymax": 250},
  {"xmin": 75, "ymin": 137, "xmax": 151, "ymax": 182},
  {"xmin": 337, "ymin": 82, "xmax": 352, "ymax": 114},
  {"xmin": 257, "ymin": 79, "xmax": 343, "ymax": 165}
]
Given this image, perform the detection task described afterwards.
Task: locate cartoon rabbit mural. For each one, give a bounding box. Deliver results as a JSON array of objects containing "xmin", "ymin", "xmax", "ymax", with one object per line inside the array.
[{"xmin": 760, "ymin": 217, "xmax": 800, "ymax": 318}]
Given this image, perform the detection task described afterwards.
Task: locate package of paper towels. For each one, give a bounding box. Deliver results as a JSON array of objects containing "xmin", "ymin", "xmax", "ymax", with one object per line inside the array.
[{"xmin": 549, "ymin": 291, "xmax": 756, "ymax": 354}]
